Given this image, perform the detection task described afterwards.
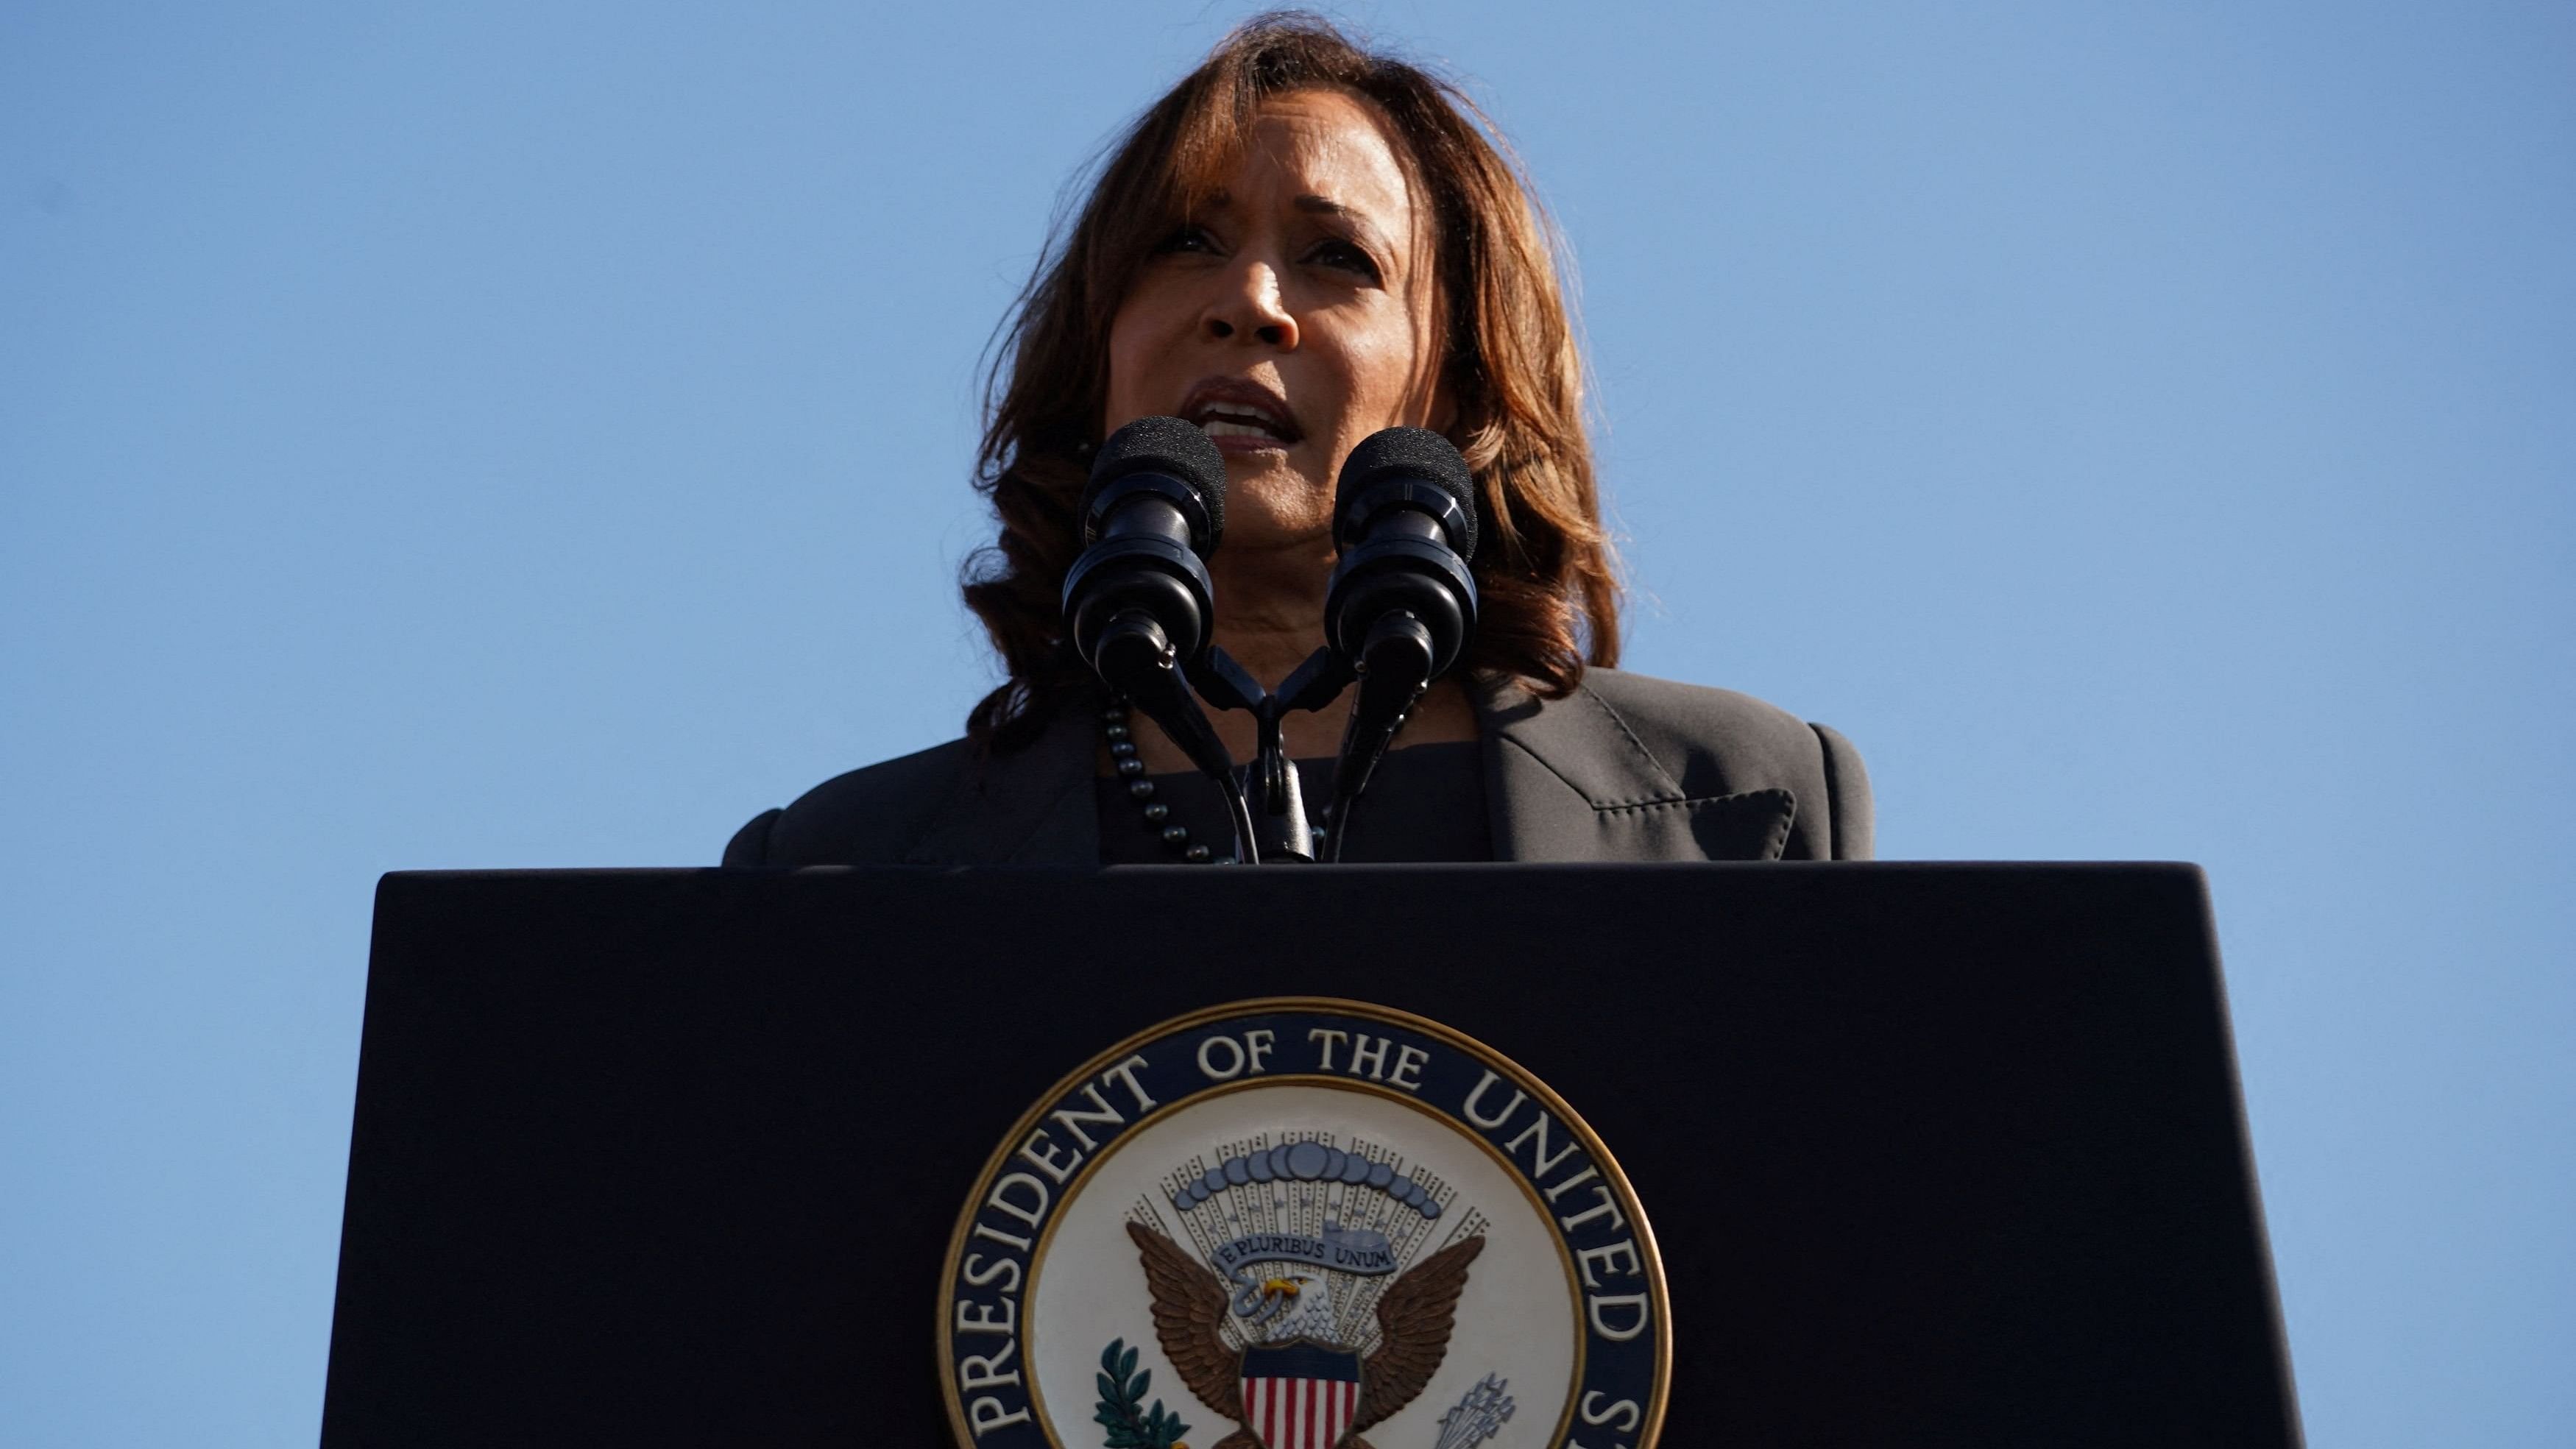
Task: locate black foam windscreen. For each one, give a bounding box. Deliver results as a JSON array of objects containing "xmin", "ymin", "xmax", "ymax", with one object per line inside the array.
[
  {"xmin": 1333, "ymin": 426, "xmax": 1479, "ymax": 560},
  {"xmin": 1086, "ymin": 415, "xmax": 1228, "ymax": 550}
]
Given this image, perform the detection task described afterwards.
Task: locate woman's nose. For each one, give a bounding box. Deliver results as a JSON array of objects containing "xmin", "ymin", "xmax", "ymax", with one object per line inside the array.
[{"xmin": 1200, "ymin": 259, "xmax": 1298, "ymax": 350}]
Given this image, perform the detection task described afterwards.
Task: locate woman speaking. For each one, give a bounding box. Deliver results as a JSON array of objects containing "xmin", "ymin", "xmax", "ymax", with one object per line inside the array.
[{"xmin": 726, "ymin": 15, "xmax": 1871, "ymax": 868}]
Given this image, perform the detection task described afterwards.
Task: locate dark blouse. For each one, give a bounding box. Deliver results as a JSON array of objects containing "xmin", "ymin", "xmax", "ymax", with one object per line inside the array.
[{"xmin": 1094, "ymin": 741, "xmax": 1491, "ymax": 864}]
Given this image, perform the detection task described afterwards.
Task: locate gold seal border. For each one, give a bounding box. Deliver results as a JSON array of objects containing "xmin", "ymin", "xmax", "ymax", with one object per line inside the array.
[{"xmin": 932, "ymin": 995, "xmax": 1674, "ymax": 1449}]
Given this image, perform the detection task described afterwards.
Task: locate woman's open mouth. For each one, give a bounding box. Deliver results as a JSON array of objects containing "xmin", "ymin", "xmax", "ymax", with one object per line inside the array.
[{"xmin": 1179, "ymin": 378, "xmax": 1303, "ymax": 456}]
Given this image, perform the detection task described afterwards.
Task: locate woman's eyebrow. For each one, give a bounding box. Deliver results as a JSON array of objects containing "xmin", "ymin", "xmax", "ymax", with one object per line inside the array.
[{"xmin": 1295, "ymin": 194, "xmax": 1391, "ymax": 247}]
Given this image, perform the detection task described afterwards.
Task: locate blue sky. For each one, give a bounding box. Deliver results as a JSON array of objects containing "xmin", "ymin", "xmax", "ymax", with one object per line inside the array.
[{"xmin": 3, "ymin": 2, "xmax": 2569, "ymax": 1443}]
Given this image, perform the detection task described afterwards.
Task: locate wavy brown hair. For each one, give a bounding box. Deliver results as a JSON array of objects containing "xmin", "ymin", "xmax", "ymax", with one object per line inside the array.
[{"xmin": 962, "ymin": 13, "xmax": 1617, "ymax": 749}]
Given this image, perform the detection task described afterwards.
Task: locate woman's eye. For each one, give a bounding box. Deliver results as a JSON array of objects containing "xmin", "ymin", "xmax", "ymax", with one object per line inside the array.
[
  {"xmin": 1308, "ymin": 239, "xmax": 1381, "ymax": 281},
  {"xmin": 1154, "ymin": 225, "xmax": 1217, "ymax": 255}
]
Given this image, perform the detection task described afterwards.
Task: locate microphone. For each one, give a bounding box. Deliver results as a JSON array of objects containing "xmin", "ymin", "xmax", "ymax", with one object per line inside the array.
[
  {"xmin": 1320, "ymin": 427, "xmax": 1480, "ymax": 861},
  {"xmin": 1061, "ymin": 417, "xmax": 1258, "ymax": 862},
  {"xmin": 1063, "ymin": 415, "xmax": 1226, "ymax": 673}
]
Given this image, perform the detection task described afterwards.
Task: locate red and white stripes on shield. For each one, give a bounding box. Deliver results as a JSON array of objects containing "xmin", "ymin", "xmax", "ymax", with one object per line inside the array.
[{"xmin": 1241, "ymin": 1375, "xmax": 1358, "ymax": 1449}]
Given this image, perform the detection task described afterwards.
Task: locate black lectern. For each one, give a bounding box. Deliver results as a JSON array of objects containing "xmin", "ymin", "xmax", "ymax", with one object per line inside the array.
[{"xmin": 322, "ymin": 864, "xmax": 2300, "ymax": 1447}]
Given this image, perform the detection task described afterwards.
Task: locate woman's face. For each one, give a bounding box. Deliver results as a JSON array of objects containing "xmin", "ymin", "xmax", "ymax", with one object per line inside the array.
[{"xmin": 1105, "ymin": 88, "xmax": 1447, "ymax": 554}]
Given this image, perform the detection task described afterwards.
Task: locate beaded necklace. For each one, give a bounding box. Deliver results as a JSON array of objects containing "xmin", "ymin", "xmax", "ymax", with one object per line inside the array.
[{"xmin": 1100, "ymin": 701, "xmax": 1218, "ymax": 862}]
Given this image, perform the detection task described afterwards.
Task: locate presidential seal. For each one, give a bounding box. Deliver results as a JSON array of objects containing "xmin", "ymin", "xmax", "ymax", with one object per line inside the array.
[{"xmin": 938, "ymin": 999, "xmax": 1669, "ymax": 1449}]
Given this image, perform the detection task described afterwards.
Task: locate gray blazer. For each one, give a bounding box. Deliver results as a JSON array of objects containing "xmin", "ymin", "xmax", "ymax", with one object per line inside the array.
[{"xmin": 723, "ymin": 667, "xmax": 1872, "ymax": 867}]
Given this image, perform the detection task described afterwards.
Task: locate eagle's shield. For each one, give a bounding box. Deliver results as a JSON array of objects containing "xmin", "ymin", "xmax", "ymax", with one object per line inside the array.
[{"xmin": 1239, "ymin": 1339, "xmax": 1362, "ymax": 1449}]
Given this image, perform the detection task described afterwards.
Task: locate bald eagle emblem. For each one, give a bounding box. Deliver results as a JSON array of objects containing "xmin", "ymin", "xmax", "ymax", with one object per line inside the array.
[{"xmin": 1122, "ymin": 1138, "xmax": 1487, "ymax": 1449}]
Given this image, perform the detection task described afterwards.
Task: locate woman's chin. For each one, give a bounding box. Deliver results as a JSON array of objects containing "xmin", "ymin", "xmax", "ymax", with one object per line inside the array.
[
  {"xmin": 1214, "ymin": 492, "xmax": 1338, "ymax": 556},
  {"xmin": 1211, "ymin": 453, "xmax": 1329, "ymax": 509}
]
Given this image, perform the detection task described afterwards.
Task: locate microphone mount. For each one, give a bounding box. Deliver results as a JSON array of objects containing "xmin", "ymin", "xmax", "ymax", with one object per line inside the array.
[{"xmin": 1192, "ymin": 646, "xmax": 1352, "ymax": 863}]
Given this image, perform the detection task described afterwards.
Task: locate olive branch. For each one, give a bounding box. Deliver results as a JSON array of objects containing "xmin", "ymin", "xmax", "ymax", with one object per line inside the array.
[{"xmin": 1094, "ymin": 1338, "xmax": 1192, "ymax": 1449}]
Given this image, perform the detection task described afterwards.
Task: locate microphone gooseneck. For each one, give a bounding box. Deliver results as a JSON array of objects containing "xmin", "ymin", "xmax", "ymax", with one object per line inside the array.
[
  {"xmin": 1320, "ymin": 427, "xmax": 1480, "ymax": 862},
  {"xmin": 1062, "ymin": 417, "xmax": 1258, "ymax": 863}
]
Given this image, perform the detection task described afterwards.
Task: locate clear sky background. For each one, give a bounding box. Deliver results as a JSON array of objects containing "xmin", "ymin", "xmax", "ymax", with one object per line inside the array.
[{"xmin": 3, "ymin": 2, "xmax": 2568, "ymax": 1443}]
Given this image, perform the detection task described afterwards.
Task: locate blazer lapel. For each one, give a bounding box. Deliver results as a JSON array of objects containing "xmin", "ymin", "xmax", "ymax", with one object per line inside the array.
[
  {"xmin": 902, "ymin": 701, "xmax": 1102, "ymax": 866},
  {"xmin": 1473, "ymin": 673, "xmax": 1796, "ymax": 862}
]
